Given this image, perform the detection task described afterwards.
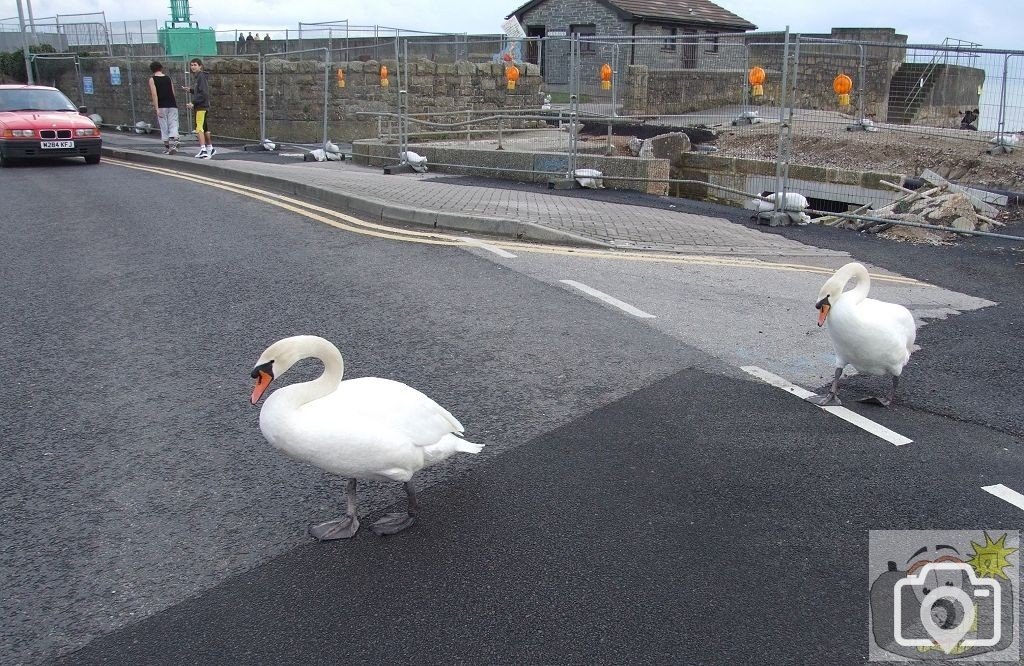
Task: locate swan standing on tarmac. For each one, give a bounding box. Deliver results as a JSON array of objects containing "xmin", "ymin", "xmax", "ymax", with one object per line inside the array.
[
  {"xmin": 811, "ymin": 263, "xmax": 917, "ymax": 407},
  {"xmin": 250, "ymin": 335, "xmax": 483, "ymax": 539}
]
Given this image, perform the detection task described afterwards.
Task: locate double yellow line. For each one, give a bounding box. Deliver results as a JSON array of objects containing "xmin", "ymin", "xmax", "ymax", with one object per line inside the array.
[{"xmin": 105, "ymin": 157, "xmax": 929, "ymax": 286}]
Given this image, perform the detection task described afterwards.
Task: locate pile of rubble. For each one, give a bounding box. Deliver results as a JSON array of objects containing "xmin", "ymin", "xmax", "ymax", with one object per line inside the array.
[{"xmin": 815, "ymin": 169, "xmax": 1008, "ymax": 244}]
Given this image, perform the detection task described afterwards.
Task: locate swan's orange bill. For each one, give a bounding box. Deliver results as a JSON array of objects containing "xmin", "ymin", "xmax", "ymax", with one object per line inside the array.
[
  {"xmin": 251, "ymin": 370, "xmax": 272, "ymax": 404},
  {"xmin": 817, "ymin": 303, "xmax": 830, "ymax": 327}
]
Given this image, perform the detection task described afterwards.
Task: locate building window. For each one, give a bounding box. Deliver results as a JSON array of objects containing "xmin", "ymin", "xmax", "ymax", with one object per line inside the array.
[
  {"xmin": 705, "ymin": 34, "xmax": 719, "ymax": 53},
  {"xmin": 571, "ymin": 23, "xmax": 596, "ymax": 52},
  {"xmin": 662, "ymin": 27, "xmax": 678, "ymax": 52}
]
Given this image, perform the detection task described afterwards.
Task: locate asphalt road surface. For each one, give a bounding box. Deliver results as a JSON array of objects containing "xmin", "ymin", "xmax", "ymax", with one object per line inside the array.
[{"xmin": 2, "ymin": 159, "xmax": 1022, "ymax": 664}]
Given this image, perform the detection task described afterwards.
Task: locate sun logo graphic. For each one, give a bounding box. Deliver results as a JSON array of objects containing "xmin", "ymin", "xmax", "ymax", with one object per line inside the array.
[{"xmin": 967, "ymin": 532, "xmax": 1018, "ymax": 581}]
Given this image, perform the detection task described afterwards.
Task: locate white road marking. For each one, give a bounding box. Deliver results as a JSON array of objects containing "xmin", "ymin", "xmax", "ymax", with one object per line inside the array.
[
  {"xmin": 741, "ymin": 366, "xmax": 914, "ymax": 446},
  {"xmin": 459, "ymin": 237, "xmax": 517, "ymax": 258},
  {"xmin": 981, "ymin": 484, "xmax": 1024, "ymax": 511},
  {"xmin": 740, "ymin": 365, "xmax": 817, "ymax": 400},
  {"xmin": 559, "ymin": 280, "xmax": 656, "ymax": 318},
  {"xmin": 820, "ymin": 405, "xmax": 913, "ymax": 446}
]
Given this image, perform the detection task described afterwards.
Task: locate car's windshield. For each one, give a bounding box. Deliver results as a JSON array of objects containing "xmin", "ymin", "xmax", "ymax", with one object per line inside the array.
[{"xmin": 0, "ymin": 89, "xmax": 77, "ymax": 112}]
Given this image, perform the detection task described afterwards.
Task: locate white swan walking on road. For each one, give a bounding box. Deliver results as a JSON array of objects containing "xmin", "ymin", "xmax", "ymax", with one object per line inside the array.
[
  {"xmin": 250, "ymin": 335, "xmax": 483, "ymax": 539},
  {"xmin": 811, "ymin": 262, "xmax": 917, "ymax": 407}
]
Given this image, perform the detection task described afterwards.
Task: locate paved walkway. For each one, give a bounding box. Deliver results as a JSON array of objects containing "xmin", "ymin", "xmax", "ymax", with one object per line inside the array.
[{"xmin": 102, "ymin": 133, "xmax": 846, "ymax": 259}]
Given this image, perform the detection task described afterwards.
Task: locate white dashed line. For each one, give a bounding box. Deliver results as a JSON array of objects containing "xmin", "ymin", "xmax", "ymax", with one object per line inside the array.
[
  {"xmin": 459, "ymin": 237, "xmax": 517, "ymax": 258},
  {"xmin": 741, "ymin": 365, "xmax": 817, "ymax": 400},
  {"xmin": 741, "ymin": 366, "xmax": 914, "ymax": 446},
  {"xmin": 559, "ymin": 280, "xmax": 656, "ymax": 318},
  {"xmin": 982, "ymin": 484, "xmax": 1024, "ymax": 511}
]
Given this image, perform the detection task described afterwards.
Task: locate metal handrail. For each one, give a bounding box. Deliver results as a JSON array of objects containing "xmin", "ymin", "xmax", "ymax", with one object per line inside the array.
[{"xmin": 902, "ymin": 38, "xmax": 982, "ymax": 115}]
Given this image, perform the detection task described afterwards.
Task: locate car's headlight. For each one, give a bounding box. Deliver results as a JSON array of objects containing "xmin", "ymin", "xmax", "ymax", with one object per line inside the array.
[
  {"xmin": 2, "ymin": 129, "xmax": 34, "ymax": 138},
  {"xmin": 75, "ymin": 128, "xmax": 97, "ymax": 137}
]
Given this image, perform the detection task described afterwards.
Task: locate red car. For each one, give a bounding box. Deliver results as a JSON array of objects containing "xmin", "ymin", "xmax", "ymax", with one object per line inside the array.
[{"xmin": 0, "ymin": 84, "xmax": 102, "ymax": 167}]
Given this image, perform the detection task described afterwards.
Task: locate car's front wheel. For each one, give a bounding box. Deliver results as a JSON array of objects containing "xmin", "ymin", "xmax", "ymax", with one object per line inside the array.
[
  {"xmin": 0, "ymin": 150, "xmax": 11, "ymax": 168},
  {"xmin": 85, "ymin": 154, "xmax": 100, "ymax": 165}
]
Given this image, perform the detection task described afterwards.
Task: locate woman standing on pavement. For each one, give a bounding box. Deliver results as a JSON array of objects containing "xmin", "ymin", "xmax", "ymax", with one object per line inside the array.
[
  {"xmin": 182, "ymin": 58, "xmax": 216, "ymax": 159},
  {"xmin": 148, "ymin": 61, "xmax": 179, "ymax": 155}
]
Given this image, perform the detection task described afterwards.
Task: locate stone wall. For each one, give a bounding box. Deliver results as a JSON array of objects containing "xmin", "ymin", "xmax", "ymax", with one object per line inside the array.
[
  {"xmin": 54, "ymin": 56, "xmax": 541, "ymax": 143},
  {"xmin": 911, "ymin": 65, "xmax": 986, "ymax": 127},
  {"xmin": 623, "ymin": 66, "xmax": 745, "ymax": 114},
  {"xmin": 745, "ymin": 28, "xmax": 906, "ymax": 119},
  {"xmin": 674, "ymin": 152, "xmax": 902, "ymax": 209},
  {"xmin": 623, "ymin": 28, "xmax": 981, "ymax": 125},
  {"xmin": 218, "ymin": 34, "xmax": 506, "ymax": 64}
]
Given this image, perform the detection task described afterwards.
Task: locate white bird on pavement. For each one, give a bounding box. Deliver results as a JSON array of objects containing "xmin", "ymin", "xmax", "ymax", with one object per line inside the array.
[
  {"xmin": 811, "ymin": 262, "xmax": 917, "ymax": 407},
  {"xmin": 249, "ymin": 335, "xmax": 483, "ymax": 539}
]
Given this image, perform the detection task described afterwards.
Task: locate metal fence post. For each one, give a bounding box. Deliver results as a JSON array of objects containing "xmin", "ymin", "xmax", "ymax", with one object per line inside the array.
[
  {"xmin": 742, "ymin": 44, "xmax": 750, "ymax": 108},
  {"xmin": 998, "ymin": 54, "xmax": 1011, "ymax": 138},
  {"xmin": 322, "ymin": 48, "xmax": 330, "ymax": 148},
  {"xmin": 569, "ymin": 92, "xmax": 578, "ymax": 178},
  {"xmin": 568, "ymin": 35, "xmax": 579, "ymax": 179},
  {"xmin": 259, "ymin": 52, "xmax": 266, "ymax": 143},
  {"xmin": 126, "ymin": 55, "xmax": 136, "ymax": 126},
  {"xmin": 74, "ymin": 55, "xmax": 84, "ymax": 107},
  {"xmin": 395, "ymin": 35, "xmax": 404, "ymax": 160},
  {"xmin": 16, "ymin": 0, "xmax": 34, "ymax": 84},
  {"xmin": 399, "ymin": 88, "xmax": 408, "ymax": 158},
  {"xmin": 612, "ymin": 42, "xmax": 619, "ymax": 117},
  {"xmin": 779, "ymin": 35, "xmax": 801, "ymax": 211},
  {"xmin": 772, "ymin": 28, "xmax": 791, "ymax": 213},
  {"xmin": 857, "ymin": 43, "xmax": 866, "ymax": 125},
  {"xmin": 403, "ymin": 37, "xmax": 410, "ymax": 156}
]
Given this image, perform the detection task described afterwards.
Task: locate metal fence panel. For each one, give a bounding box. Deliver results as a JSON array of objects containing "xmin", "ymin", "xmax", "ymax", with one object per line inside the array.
[{"xmin": 262, "ymin": 49, "xmax": 329, "ymax": 146}]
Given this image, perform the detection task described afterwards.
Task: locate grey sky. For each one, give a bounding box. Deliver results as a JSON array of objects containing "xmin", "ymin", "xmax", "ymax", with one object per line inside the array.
[{"xmin": 8, "ymin": 0, "xmax": 1015, "ymax": 50}]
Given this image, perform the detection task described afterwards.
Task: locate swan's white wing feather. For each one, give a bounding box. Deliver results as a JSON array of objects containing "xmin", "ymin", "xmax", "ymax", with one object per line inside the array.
[{"xmin": 307, "ymin": 377, "xmax": 464, "ymax": 447}]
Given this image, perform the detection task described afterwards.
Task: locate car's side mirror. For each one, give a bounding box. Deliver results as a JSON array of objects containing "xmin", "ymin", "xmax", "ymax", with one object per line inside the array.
[{"xmin": 78, "ymin": 105, "xmax": 88, "ymax": 114}]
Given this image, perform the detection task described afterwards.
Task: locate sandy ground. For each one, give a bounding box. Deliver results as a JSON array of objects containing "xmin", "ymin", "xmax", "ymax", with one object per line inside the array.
[
  {"xmin": 714, "ymin": 118, "xmax": 1024, "ymax": 192},
  {"xmin": 571, "ymin": 107, "xmax": 1024, "ymax": 192}
]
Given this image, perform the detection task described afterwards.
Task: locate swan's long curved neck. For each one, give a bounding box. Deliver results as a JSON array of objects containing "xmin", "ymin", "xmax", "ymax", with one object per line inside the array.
[
  {"xmin": 276, "ymin": 337, "xmax": 345, "ymax": 408},
  {"xmin": 834, "ymin": 263, "xmax": 871, "ymax": 305}
]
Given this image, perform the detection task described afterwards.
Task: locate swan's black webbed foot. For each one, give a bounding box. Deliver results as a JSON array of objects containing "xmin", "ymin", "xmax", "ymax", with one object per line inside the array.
[
  {"xmin": 309, "ymin": 514, "xmax": 360, "ymax": 540},
  {"xmin": 371, "ymin": 513, "xmax": 416, "ymax": 536},
  {"xmin": 808, "ymin": 393, "xmax": 841, "ymax": 406}
]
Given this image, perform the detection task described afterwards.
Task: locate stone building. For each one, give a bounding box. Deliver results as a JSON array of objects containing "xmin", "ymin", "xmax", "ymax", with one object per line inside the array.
[{"xmin": 506, "ymin": 0, "xmax": 756, "ymax": 85}]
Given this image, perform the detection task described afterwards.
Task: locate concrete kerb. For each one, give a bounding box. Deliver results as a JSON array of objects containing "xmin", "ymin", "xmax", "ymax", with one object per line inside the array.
[{"xmin": 100, "ymin": 146, "xmax": 611, "ymax": 249}]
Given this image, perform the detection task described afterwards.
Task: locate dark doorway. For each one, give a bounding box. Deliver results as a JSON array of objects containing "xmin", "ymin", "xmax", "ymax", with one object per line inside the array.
[
  {"xmin": 527, "ymin": 26, "xmax": 545, "ymax": 77},
  {"xmin": 681, "ymin": 30, "xmax": 697, "ymax": 69}
]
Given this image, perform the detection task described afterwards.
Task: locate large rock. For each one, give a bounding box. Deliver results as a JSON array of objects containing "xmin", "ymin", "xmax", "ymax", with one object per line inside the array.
[{"xmin": 649, "ymin": 132, "xmax": 691, "ymax": 165}]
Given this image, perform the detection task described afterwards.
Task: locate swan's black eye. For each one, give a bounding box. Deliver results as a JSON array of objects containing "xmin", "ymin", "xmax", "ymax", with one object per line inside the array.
[
  {"xmin": 250, "ymin": 360, "xmax": 274, "ymax": 379},
  {"xmin": 815, "ymin": 295, "xmax": 829, "ymax": 310}
]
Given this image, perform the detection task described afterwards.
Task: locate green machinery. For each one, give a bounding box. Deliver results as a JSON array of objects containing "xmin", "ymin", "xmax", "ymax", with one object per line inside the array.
[{"xmin": 158, "ymin": 0, "xmax": 216, "ymax": 56}]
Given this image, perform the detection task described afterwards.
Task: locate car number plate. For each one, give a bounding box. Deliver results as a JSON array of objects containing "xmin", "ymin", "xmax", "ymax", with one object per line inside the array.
[{"xmin": 41, "ymin": 140, "xmax": 75, "ymax": 149}]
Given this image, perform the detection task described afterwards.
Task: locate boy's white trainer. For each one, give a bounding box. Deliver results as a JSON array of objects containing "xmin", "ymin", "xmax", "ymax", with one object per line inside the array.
[{"xmin": 194, "ymin": 147, "xmax": 208, "ymax": 158}]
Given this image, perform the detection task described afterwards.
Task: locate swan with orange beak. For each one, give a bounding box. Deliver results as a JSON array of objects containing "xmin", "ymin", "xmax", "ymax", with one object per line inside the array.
[{"xmin": 811, "ymin": 262, "xmax": 917, "ymax": 407}]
